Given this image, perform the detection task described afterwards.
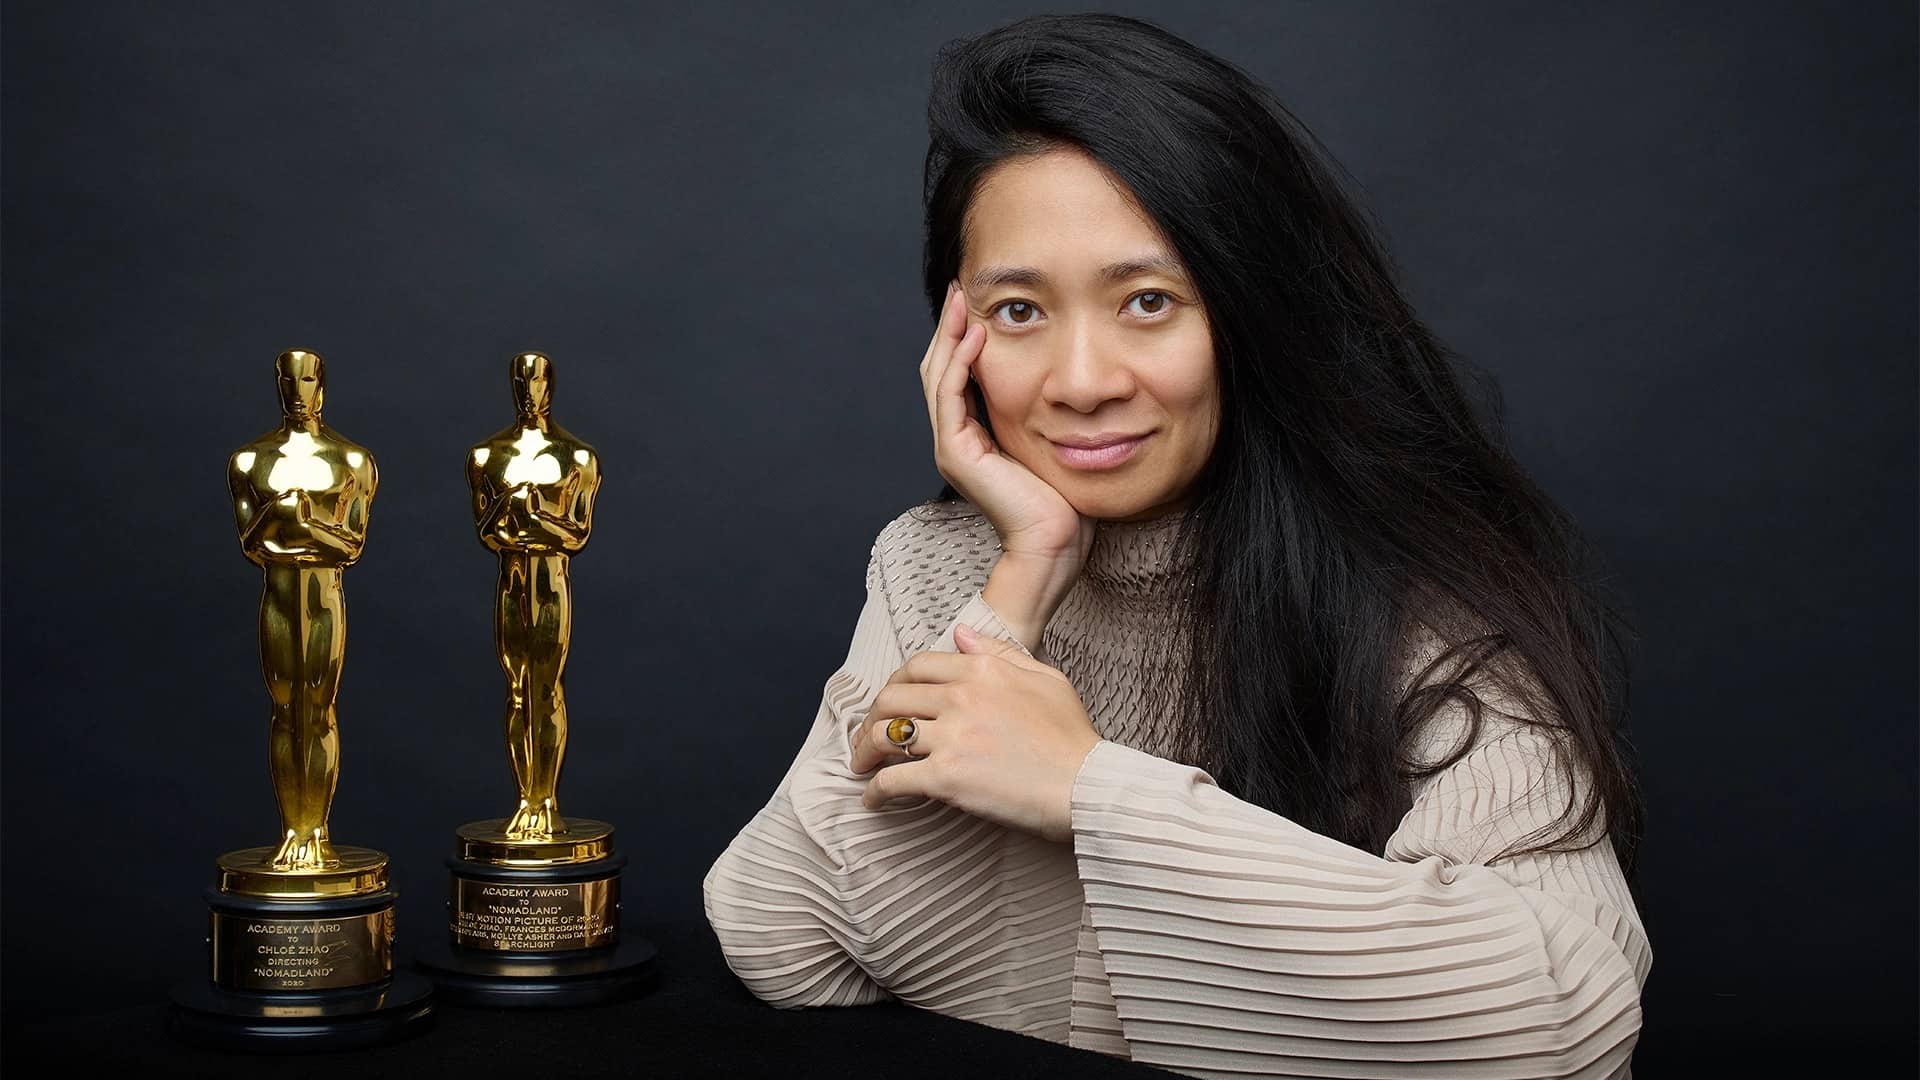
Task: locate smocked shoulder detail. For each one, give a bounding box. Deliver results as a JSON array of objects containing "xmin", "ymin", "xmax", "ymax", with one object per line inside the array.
[{"xmin": 866, "ymin": 500, "xmax": 1004, "ymax": 656}]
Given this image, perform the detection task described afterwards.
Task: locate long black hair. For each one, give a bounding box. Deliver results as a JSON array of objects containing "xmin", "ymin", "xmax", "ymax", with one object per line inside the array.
[{"xmin": 919, "ymin": 14, "xmax": 1644, "ymax": 875}]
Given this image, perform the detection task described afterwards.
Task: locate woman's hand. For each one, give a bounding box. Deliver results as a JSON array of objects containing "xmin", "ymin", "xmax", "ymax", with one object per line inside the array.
[
  {"xmin": 848, "ymin": 623, "xmax": 1102, "ymax": 844},
  {"xmin": 921, "ymin": 281, "xmax": 1097, "ymax": 642}
]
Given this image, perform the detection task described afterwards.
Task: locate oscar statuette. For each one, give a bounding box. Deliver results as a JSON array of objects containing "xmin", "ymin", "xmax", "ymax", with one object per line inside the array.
[
  {"xmin": 168, "ymin": 350, "xmax": 435, "ymax": 1050},
  {"xmin": 416, "ymin": 352, "xmax": 657, "ymax": 1006}
]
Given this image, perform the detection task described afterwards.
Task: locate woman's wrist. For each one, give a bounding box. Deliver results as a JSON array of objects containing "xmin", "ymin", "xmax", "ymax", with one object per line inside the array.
[{"xmin": 981, "ymin": 549, "xmax": 1082, "ymax": 649}]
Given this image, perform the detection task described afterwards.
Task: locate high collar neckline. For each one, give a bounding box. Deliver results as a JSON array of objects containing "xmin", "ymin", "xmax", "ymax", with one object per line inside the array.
[{"xmin": 1079, "ymin": 507, "xmax": 1194, "ymax": 605}]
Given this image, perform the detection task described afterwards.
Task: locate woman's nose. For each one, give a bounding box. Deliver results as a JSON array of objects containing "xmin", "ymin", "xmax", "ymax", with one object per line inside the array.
[{"xmin": 1041, "ymin": 322, "xmax": 1135, "ymax": 412}]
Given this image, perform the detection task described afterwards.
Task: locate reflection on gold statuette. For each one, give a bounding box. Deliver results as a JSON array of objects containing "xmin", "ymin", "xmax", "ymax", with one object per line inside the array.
[
  {"xmin": 168, "ymin": 350, "xmax": 433, "ymax": 1050},
  {"xmin": 418, "ymin": 352, "xmax": 656, "ymax": 1007}
]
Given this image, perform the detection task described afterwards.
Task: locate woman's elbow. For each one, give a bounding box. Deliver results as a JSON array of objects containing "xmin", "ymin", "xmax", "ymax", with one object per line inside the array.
[
  {"xmin": 701, "ymin": 850, "xmax": 862, "ymax": 1010},
  {"xmin": 1530, "ymin": 916, "xmax": 1648, "ymax": 1072}
]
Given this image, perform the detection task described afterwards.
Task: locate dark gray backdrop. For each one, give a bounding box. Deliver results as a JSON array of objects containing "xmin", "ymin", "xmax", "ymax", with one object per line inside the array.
[{"xmin": 4, "ymin": 0, "xmax": 1914, "ymax": 1067}]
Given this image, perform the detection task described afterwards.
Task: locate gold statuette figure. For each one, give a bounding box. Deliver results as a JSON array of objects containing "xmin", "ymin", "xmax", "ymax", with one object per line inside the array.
[
  {"xmin": 228, "ymin": 350, "xmax": 379, "ymax": 873},
  {"xmin": 423, "ymin": 351, "xmax": 653, "ymax": 1003},
  {"xmin": 171, "ymin": 351, "xmax": 432, "ymax": 1050},
  {"xmin": 468, "ymin": 351, "xmax": 602, "ymax": 843}
]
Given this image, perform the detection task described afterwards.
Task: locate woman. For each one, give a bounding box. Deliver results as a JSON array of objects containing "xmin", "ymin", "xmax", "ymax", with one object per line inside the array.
[{"xmin": 704, "ymin": 13, "xmax": 1649, "ymax": 1078}]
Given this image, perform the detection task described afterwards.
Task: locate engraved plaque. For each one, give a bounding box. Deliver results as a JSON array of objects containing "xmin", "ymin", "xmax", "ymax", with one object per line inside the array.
[
  {"xmin": 450, "ymin": 876, "xmax": 618, "ymax": 952},
  {"xmin": 210, "ymin": 907, "xmax": 393, "ymax": 991}
]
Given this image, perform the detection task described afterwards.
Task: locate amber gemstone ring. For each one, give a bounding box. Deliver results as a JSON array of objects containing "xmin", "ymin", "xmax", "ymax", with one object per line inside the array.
[{"xmin": 884, "ymin": 716, "xmax": 923, "ymax": 756}]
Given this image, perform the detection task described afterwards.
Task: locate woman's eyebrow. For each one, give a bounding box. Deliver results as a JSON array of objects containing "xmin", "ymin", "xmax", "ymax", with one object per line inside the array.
[
  {"xmin": 968, "ymin": 252, "xmax": 1188, "ymax": 292},
  {"xmin": 968, "ymin": 265, "xmax": 1048, "ymax": 290},
  {"xmin": 1100, "ymin": 252, "xmax": 1188, "ymax": 283}
]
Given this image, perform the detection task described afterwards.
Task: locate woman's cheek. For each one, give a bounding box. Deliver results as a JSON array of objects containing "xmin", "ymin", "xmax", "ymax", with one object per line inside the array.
[
  {"xmin": 972, "ymin": 343, "xmax": 1026, "ymax": 419},
  {"xmin": 1161, "ymin": 330, "xmax": 1218, "ymax": 412},
  {"xmin": 981, "ymin": 371, "xmax": 1052, "ymax": 469}
]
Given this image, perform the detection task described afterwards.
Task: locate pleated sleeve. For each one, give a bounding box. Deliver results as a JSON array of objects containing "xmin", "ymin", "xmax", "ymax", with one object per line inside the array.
[
  {"xmin": 1066, "ymin": 660, "xmax": 1652, "ymax": 1078},
  {"xmin": 701, "ymin": 545, "xmax": 1084, "ymax": 1037}
]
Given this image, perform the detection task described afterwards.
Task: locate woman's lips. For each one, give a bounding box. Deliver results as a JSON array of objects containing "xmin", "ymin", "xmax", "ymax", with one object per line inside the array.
[{"xmin": 1051, "ymin": 433, "xmax": 1149, "ymax": 470}]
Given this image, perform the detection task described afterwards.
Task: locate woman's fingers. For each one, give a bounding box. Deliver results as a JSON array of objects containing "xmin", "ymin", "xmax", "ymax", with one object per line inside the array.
[
  {"xmin": 850, "ymin": 650, "xmax": 995, "ymax": 770},
  {"xmin": 919, "ymin": 282, "xmax": 955, "ymax": 369},
  {"xmin": 923, "ymin": 287, "xmax": 989, "ymax": 480},
  {"xmin": 849, "ymin": 719, "xmax": 929, "ymax": 776},
  {"xmin": 849, "ymin": 689, "xmax": 949, "ymax": 774},
  {"xmin": 935, "ymin": 318, "xmax": 986, "ymax": 450},
  {"xmin": 921, "ymin": 283, "xmax": 966, "ymax": 434},
  {"xmin": 861, "ymin": 757, "xmax": 937, "ymax": 810},
  {"xmin": 883, "ymin": 649, "xmax": 984, "ymax": 686},
  {"xmin": 917, "ymin": 291, "xmax": 943, "ymax": 422},
  {"xmin": 866, "ymin": 681, "xmax": 950, "ymax": 733}
]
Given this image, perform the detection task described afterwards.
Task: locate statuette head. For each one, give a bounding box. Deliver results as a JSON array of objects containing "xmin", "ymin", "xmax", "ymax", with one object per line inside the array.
[
  {"xmin": 275, "ymin": 349, "xmax": 326, "ymax": 421},
  {"xmin": 511, "ymin": 352, "xmax": 554, "ymax": 419}
]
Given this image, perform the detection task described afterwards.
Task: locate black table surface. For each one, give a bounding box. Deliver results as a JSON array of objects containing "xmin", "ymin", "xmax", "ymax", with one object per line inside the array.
[
  {"xmin": 2, "ymin": 917, "xmax": 1178, "ymax": 1079},
  {"xmin": 12, "ymin": 915, "xmax": 1919, "ymax": 1077}
]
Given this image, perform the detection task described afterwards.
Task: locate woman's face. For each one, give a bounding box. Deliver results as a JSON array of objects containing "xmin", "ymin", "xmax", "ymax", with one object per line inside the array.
[{"xmin": 959, "ymin": 147, "xmax": 1219, "ymax": 523}]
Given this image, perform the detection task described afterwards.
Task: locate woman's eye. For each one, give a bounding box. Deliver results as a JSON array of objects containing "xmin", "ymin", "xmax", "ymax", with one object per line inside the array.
[
  {"xmin": 991, "ymin": 301, "xmax": 1039, "ymax": 326},
  {"xmin": 1126, "ymin": 292, "xmax": 1170, "ymax": 317}
]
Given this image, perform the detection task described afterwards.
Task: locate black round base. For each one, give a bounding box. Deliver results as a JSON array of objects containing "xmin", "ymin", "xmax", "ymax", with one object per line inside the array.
[
  {"xmin": 166, "ymin": 971, "xmax": 435, "ymax": 1053},
  {"xmin": 414, "ymin": 934, "xmax": 658, "ymax": 1008}
]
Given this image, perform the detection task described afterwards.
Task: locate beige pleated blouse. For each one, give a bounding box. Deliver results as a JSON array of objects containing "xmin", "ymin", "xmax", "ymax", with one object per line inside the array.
[{"xmin": 703, "ymin": 500, "xmax": 1651, "ymax": 1078}]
